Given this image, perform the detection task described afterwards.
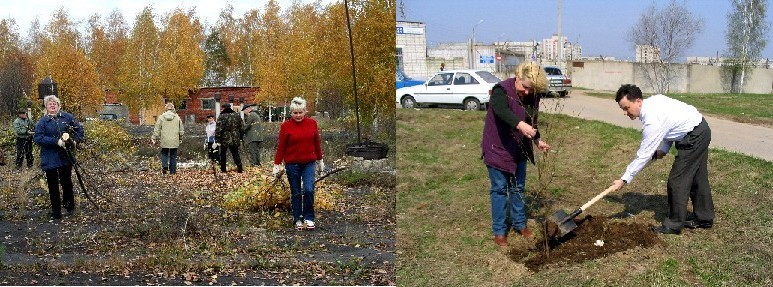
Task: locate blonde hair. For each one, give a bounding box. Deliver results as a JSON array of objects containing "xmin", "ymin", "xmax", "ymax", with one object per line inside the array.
[
  {"xmin": 289, "ymin": 97, "xmax": 307, "ymax": 111},
  {"xmin": 514, "ymin": 61, "xmax": 548, "ymax": 93}
]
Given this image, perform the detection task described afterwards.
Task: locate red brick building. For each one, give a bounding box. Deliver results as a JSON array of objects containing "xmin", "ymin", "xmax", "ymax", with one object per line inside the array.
[
  {"xmin": 101, "ymin": 86, "xmax": 295, "ymax": 124},
  {"xmin": 173, "ymin": 87, "xmax": 260, "ymax": 123}
]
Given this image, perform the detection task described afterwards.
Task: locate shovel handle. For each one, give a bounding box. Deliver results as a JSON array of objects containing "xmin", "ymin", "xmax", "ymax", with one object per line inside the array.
[{"xmin": 580, "ymin": 186, "xmax": 617, "ymax": 211}]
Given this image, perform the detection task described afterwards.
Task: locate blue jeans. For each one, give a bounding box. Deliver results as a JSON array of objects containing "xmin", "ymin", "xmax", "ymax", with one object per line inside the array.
[
  {"xmin": 488, "ymin": 161, "xmax": 527, "ymax": 236},
  {"xmin": 160, "ymin": 148, "xmax": 178, "ymax": 174},
  {"xmin": 285, "ymin": 161, "xmax": 316, "ymax": 222}
]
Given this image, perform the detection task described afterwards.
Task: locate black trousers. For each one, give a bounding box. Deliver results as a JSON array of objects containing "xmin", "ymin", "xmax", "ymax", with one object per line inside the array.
[
  {"xmin": 663, "ymin": 118, "xmax": 714, "ymax": 230},
  {"xmin": 46, "ymin": 165, "xmax": 75, "ymax": 216},
  {"xmin": 206, "ymin": 142, "xmax": 219, "ymax": 162},
  {"xmin": 219, "ymin": 145, "xmax": 243, "ymax": 172},
  {"xmin": 15, "ymin": 137, "xmax": 33, "ymax": 167}
]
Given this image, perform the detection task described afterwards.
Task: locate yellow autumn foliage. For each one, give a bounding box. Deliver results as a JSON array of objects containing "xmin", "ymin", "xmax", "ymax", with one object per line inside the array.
[
  {"xmin": 79, "ymin": 120, "xmax": 138, "ymax": 168},
  {"xmin": 223, "ymin": 172, "xmax": 344, "ymax": 212}
]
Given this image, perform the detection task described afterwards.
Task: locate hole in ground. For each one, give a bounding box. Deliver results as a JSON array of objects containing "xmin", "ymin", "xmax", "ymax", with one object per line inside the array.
[{"xmin": 508, "ymin": 215, "xmax": 662, "ymax": 272}]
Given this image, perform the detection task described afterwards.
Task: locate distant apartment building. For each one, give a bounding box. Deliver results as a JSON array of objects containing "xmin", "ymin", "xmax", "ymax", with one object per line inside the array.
[
  {"xmin": 396, "ymin": 21, "xmax": 428, "ymax": 79},
  {"xmin": 541, "ymin": 35, "xmax": 581, "ymax": 61},
  {"xmin": 542, "ymin": 35, "xmax": 566, "ymax": 62},
  {"xmin": 636, "ymin": 45, "xmax": 661, "ymax": 63},
  {"xmin": 396, "ymin": 21, "xmax": 586, "ymax": 78}
]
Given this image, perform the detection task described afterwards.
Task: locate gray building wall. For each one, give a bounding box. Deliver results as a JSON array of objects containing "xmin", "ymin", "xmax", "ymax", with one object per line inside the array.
[
  {"xmin": 471, "ymin": 44, "xmax": 497, "ymax": 72},
  {"xmin": 687, "ymin": 65, "xmax": 725, "ymax": 93},
  {"xmin": 427, "ymin": 42, "xmax": 469, "ymax": 75},
  {"xmin": 426, "ymin": 43, "xmax": 497, "ymax": 77},
  {"xmin": 396, "ymin": 21, "xmax": 427, "ymax": 79},
  {"xmin": 570, "ymin": 61, "xmax": 634, "ymax": 91},
  {"xmin": 572, "ymin": 61, "xmax": 773, "ymax": 94}
]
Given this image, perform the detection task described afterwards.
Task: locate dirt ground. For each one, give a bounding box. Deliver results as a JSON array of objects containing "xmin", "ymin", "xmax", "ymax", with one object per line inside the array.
[
  {"xmin": 0, "ymin": 168, "xmax": 395, "ymax": 285},
  {"xmin": 0, "ymin": 124, "xmax": 396, "ymax": 285},
  {"xmin": 508, "ymin": 215, "xmax": 662, "ymax": 272}
]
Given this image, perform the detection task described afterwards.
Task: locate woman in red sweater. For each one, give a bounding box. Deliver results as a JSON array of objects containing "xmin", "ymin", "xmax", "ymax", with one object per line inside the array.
[{"xmin": 273, "ymin": 97, "xmax": 324, "ymax": 230}]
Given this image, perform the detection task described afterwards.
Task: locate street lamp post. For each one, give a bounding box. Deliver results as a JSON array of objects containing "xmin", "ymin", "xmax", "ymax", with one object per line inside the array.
[{"xmin": 470, "ymin": 19, "xmax": 483, "ymax": 69}]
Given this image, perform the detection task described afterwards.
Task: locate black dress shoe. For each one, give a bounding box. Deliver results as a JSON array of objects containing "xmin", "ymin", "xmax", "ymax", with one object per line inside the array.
[
  {"xmin": 651, "ymin": 225, "xmax": 681, "ymax": 235},
  {"xmin": 684, "ymin": 220, "xmax": 713, "ymax": 229}
]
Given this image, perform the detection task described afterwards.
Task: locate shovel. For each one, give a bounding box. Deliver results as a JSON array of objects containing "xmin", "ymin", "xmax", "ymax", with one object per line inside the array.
[{"xmin": 548, "ymin": 186, "xmax": 617, "ymax": 238}]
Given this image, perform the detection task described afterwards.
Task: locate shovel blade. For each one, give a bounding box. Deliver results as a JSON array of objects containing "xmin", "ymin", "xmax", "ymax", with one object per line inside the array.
[{"xmin": 548, "ymin": 209, "xmax": 578, "ymax": 238}]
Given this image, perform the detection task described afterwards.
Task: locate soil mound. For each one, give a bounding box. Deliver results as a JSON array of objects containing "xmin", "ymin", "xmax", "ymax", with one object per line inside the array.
[{"xmin": 509, "ymin": 216, "xmax": 661, "ymax": 271}]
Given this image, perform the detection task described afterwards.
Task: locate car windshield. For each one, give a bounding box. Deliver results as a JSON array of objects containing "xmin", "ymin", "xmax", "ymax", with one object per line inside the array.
[
  {"xmin": 544, "ymin": 67, "xmax": 563, "ymax": 76},
  {"xmin": 475, "ymin": 71, "xmax": 501, "ymax": 83}
]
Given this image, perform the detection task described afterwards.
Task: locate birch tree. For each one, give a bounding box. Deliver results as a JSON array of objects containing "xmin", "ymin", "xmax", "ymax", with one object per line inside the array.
[
  {"xmin": 285, "ymin": 2, "xmax": 321, "ymax": 111},
  {"xmin": 234, "ymin": 9, "xmax": 262, "ymax": 87},
  {"xmin": 253, "ymin": 0, "xmax": 290, "ymax": 105},
  {"xmin": 203, "ymin": 30, "xmax": 231, "ymax": 87},
  {"xmin": 348, "ymin": 0, "xmax": 396, "ymax": 127},
  {"xmin": 0, "ymin": 19, "xmax": 34, "ymax": 115},
  {"xmin": 87, "ymin": 10, "xmax": 128, "ymax": 91},
  {"xmin": 118, "ymin": 6, "xmax": 160, "ymax": 116},
  {"xmin": 628, "ymin": 0, "xmax": 703, "ymax": 93},
  {"xmin": 156, "ymin": 8, "xmax": 205, "ymax": 104},
  {"xmin": 724, "ymin": 0, "xmax": 770, "ymax": 93},
  {"xmin": 213, "ymin": 5, "xmax": 245, "ymax": 86},
  {"xmin": 35, "ymin": 8, "xmax": 102, "ymax": 118}
]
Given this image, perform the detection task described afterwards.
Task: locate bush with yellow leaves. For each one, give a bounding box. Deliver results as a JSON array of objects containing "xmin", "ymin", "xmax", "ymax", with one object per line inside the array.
[
  {"xmin": 223, "ymin": 172, "xmax": 344, "ymax": 212},
  {"xmin": 79, "ymin": 120, "xmax": 137, "ymax": 169}
]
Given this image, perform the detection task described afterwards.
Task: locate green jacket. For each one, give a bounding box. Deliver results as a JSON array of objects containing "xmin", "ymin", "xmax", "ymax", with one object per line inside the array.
[
  {"xmin": 216, "ymin": 108, "xmax": 243, "ymax": 147},
  {"xmin": 152, "ymin": 110, "xmax": 184, "ymax": 148},
  {"xmin": 13, "ymin": 117, "xmax": 32, "ymax": 139},
  {"xmin": 242, "ymin": 110, "xmax": 263, "ymax": 143}
]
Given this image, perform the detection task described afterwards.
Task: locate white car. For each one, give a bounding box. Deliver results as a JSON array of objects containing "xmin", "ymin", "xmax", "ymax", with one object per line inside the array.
[
  {"xmin": 544, "ymin": 66, "xmax": 572, "ymax": 97},
  {"xmin": 396, "ymin": 69, "xmax": 501, "ymax": 110}
]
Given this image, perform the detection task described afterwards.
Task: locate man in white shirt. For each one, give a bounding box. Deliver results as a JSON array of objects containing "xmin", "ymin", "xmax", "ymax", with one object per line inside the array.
[{"xmin": 609, "ymin": 84, "xmax": 714, "ymax": 235}]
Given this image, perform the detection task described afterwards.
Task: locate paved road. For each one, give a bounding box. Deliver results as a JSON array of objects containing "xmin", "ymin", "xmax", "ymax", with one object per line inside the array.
[{"xmin": 541, "ymin": 90, "xmax": 773, "ymax": 162}]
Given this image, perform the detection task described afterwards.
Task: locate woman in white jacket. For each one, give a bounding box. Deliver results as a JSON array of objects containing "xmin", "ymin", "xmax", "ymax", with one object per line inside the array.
[{"xmin": 152, "ymin": 103, "xmax": 184, "ymax": 174}]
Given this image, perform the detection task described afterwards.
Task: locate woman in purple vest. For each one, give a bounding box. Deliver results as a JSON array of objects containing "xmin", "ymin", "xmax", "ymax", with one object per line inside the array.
[{"xmin": 481, "ymin": 61, "xmax": 550, "ymax": 247}]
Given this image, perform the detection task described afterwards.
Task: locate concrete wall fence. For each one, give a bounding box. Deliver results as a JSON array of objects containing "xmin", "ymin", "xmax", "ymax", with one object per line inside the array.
[{"xmin": 571, "ymin": 61, "xmax": 773, "ymax": 94}]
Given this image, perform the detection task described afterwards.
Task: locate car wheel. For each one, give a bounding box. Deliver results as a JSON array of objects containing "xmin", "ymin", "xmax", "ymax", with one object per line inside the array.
[
  {"xmin": 401, "ymin": 96, "xmax": 416, "ymax": 109},
  {"xmin": 559, "ymin": 91, "xmax": 568, "ymax": 97},
  {"xmin": 463, "ymin": 98, "xmax": 480, "ymax": 111}
]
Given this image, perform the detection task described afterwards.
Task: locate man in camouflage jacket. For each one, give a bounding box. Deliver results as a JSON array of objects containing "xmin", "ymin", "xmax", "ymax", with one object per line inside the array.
[
  {"xmin": 13, "ymin": 109, "xmax": 34, "ymax": 169},
  {"xmin": 215, "ymin": 104, "xmax": 244, "ymax": 173}
]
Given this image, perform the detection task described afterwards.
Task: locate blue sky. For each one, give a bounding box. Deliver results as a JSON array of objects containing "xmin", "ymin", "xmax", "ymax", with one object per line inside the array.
[{"xmin": 398, "ymin": 0, "xmax": 773, "ymax": 61}]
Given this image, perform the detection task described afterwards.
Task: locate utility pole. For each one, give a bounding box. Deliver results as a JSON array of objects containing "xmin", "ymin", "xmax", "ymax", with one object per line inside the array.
[
  {"xmin": 470, "ymin": 20, "xmax": 484, "ymax": 69},
  {"xmin": 557, "ymin": 0, "xmax": 563, "ymax": 68}
]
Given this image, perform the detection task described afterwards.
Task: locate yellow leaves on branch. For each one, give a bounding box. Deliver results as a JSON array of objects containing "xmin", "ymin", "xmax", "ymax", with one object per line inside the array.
[
  {"xmin": 79, "ymin": 120, "xmax": 138, "ymax": 167},
  {"xmin": 35, "ymin": 10, "xmax": 102, "ymax": 118},
  {"xmin": 156, "ymin": 9, "xmax": 205, "ymax": 103},
  {"xmin": 223, "ymin": 171, "xmax": 343, "ymax": 213}
]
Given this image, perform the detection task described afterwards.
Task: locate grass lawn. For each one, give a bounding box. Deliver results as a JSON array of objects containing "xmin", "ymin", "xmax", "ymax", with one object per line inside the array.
[
  {"xmin": 583, "ymin": 91, "xmax": 773, "ymax": 128},
  {"xmin": 397, "ymin": 108, "xmax": 772, "ymax": 286}
]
